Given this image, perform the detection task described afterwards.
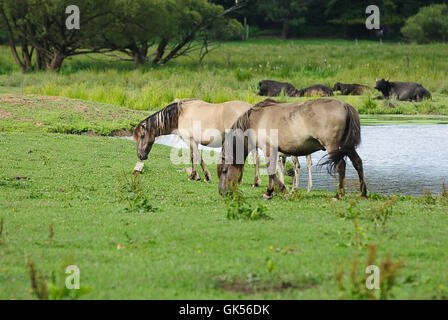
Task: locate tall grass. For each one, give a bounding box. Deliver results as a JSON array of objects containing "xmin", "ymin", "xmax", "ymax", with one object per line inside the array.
[{"xmin": 1, "ymin": 39, "xmax": 447, "ymax": 112}]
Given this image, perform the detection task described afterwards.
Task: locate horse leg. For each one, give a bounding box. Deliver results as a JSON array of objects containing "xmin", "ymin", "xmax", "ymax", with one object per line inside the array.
[
  {"xmin": 306, "ymin": 155, "xmax": 313, "ymax": 192},
  {"xmin": 188, "ymin": 140, "xmax": 201, "ymax": 181},
  {"xmin": 347, "ymin": 149, "xmax": 368, "ymax": 198},
  {"xmin": 252, "ymin": 149, "xmax": 261, "ymax": 187},
  {"xmin": 291, "ymin": 156, "xmax": 300, "ymax": 191},
  {"xmin": 334, "ymin": 159, "xmax": 346, "ymax": 200},
  {"xmin": 277, "ymin": 154, "xmax": 286, "ymax": 185}
]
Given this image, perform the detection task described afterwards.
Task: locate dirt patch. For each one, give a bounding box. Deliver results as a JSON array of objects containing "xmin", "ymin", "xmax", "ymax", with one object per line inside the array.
[
  {"xmin": 36, "ymin": 95, "xmax": 65, "ymax": 102},
  {"xmin": 110, "ymin": 129, "xmax": 132, "ymax": 137},
  {"xmin": 0, "ymin": 95, "xmax": 36, "ymax": 106},
  {"xmin": 74, "ymin": 104, "xmax": 89, "ymax": 111},
  {"xmin": 0, "ymin": 110, "xmax": 12, "ymax": 119},
  {"xmin": 216, "ymin": 278, "xmax": 317, "ymax": 295}
]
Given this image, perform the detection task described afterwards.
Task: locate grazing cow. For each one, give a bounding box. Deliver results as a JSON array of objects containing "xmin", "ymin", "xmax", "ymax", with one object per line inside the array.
[
  {"xmin": 333, "ymin": 82, "xmax": 370, "ymax": 95},
  {"xmin": 297, "ymin": 84, "xmax": 333, "ymax": 97},
  {"xmin": 375, "ymin": 78, "xmax": 431, "ymax": 101},
  {"xmin": 258, "ymin": 80, "xmax": 300, "ymax": 97}
]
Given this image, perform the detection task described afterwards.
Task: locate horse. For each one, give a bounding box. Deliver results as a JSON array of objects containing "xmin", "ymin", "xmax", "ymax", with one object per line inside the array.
[
  {"xmin": 277, "ymin": 154, "xmax": 313, "ymax": 192},
  {"xmin": 217, "ymin": 98, "xmax": 367, "ymax": 200},
  {"xmin": 133, "ymin": 98, "xmax": 262, "ymax": 186}
]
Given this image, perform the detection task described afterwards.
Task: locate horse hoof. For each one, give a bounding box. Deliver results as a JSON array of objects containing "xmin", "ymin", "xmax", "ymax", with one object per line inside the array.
[
  {"xmin": 263, "ymin": 194, "xmax": 273, "ymax": 200},
  {"xmin": 252, "ymin": 183, "xmax": 259, "ymax": 188},
  {"xmin": 204, "ymin": 178, "xmax": 211, "ymax": 183}
]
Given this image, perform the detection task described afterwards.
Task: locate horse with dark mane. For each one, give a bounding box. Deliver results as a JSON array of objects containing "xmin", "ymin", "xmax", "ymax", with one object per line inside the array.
[
  {"xmin": 133, "ymin": 99, "xmax": 262, "ymax": 185},
  {"xmin": 217, "ymin": 98, "xmax": 367, "ymax": 199}
]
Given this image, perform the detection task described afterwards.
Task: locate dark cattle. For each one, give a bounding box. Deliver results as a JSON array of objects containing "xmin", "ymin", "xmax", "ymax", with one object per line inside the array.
[
  {"xmin": 258, "ymin": 80, "xmax": 300, "ymax": 97},
  {"xmin": 333, "ymin": 82, "xmax": 370, "ymax": 95},
  {"xmin": 375, "ymin": 79, "xmax": 431, "ymax": 101},
  {"xmin": 297, "ymin": 84, "xmax": 333, "ymax": 97}
]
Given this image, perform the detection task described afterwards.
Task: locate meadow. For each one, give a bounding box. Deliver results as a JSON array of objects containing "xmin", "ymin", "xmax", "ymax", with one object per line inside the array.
[
  {"xmin": 1, "ymin": 39, "xmax": 448, "ymax": 300},
  {"xmin": 0, "ymin": 39, "xmax": 448, "ymax": 115},
  {"xmin": 1, "ymin": 131, "xmax": 448, "ymax": 300}
]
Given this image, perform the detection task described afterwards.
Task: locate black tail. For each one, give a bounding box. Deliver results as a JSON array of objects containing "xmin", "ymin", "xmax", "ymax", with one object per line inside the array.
[{"xmin": 321, "ymin": 104, "xmax": 361, "ymax": 175}]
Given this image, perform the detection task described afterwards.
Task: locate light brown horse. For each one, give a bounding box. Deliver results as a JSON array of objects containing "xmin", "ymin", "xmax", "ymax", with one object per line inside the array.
[
  {"xmin": 133, "ymin": 98, "xmax": 261, "ymax": 185},
  {"xmin": 217, "ymin": 98, "xmax": 367, "ymax": 199}
]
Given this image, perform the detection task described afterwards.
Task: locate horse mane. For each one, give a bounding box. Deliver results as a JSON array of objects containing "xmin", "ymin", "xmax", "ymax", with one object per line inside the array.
[
  {"xmin": 134, "ymin": 98, "xmax": 199, "ymax": 138},
  {"xmin": 230, "ymin": 98, "xmax": 280, "ymax": 132}
]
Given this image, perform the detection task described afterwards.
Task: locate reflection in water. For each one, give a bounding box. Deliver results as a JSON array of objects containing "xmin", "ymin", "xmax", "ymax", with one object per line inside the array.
[{"xmin": 133, "ymin": 125, "xmax": 448, "ymax": 196}]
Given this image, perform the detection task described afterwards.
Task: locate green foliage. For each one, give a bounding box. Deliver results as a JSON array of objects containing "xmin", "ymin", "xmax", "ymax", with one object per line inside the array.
[
  {"xmin": 115, "ymin": 173, "xmax": 158, "ymax": 214},
  {"xmin": 402, "ymin": 4, "xmax": 448, "ymax": 43},
  {"xmin": 335, "ymin": 244, "xmax": 404, "ymax": 300},
  {"xmin": 27, "ymin": 257, "xmax": 92, "ymax": 300},
  {"xmin": 225, "ymin": 188, "xmax": 270, "ymax": 220}
]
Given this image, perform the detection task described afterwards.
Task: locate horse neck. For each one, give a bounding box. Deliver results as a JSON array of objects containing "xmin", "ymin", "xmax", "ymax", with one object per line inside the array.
[{"xmin": 149, "ymin": 113, "xmax": 178, "ymax": 138}]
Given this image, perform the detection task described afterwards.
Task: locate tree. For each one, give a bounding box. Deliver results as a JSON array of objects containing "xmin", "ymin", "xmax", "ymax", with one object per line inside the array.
[
  {"xmin": 402, "ymin": 4, "xmax": 448, "ymax": 43},
  {"xmin": 102, "ymin": 0, "xmax": 244, "ymax": 67},
  {"xmin": 0, "ymin": 0, "xmax": 113, "ymax": 72},
  {"xmin": 255, "ymin": 0, "xmax": 310, "ymax": 38}
]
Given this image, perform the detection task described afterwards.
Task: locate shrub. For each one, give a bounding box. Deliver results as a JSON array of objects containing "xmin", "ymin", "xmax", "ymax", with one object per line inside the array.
[{"xmin": 401, "ymin": 4, "xmax": 448, "ymax": 43}]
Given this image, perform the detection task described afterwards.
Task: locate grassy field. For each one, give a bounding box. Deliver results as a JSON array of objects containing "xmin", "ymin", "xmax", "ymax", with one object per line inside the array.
[
  {"xmin": 1, "ymin": 130, "xmax": 448, "ymax": 300},
  {"xmin": 0, "ymin": 39, "xmax": 448, "ymax": 115},
  {"xmin": 1, "ymin": 39, "xmax": 448, "ymax": 300}
]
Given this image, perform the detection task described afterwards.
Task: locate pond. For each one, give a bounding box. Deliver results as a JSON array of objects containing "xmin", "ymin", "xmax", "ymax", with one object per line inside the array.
[{"xmin": 128, "ymin": 124, "xmax": 448, "ymax": 196}]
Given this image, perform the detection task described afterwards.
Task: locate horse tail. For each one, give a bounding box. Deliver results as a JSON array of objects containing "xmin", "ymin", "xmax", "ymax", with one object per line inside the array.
[{"xmin": 321, "ymin": 103, "xmax": 361, "ymax": 175}]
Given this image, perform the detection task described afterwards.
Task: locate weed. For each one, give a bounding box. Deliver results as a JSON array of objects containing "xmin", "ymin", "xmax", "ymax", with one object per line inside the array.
[
  {"xmin": 367, "ymin": 197, "xmax": 397, "ymax": 229},
  {"xmin": 423, "ymin": 189, "xmax": 437, "ymax": 205},
  {"xmin": 27, "ymin": 257, "xmax": 48, "ymax": 300},
  {"xmin": 335, "ymin": 244, "xmax": 404, "ymax": 300},
  {"xmin": 115, "ymin": 173, "xmax": 157, "ymax": 214},
  {"xmin": 27, "ymin": 256, "xmax": 92, "ymax": 300},
  {"xmin": 48, "ymin": 223, "xmax": 54, "ymax": 246},
  {"xmin": 224, "ymin": 189, "xmax": 270, "ymax": 220}
]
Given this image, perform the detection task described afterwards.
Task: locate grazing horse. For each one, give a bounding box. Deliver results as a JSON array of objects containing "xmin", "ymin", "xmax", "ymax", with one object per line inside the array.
[
  {"xmin": 217, "ymin": 98, "xmax": 367, "ymax": 199},
  {"xmin": 133, "ymin": 98, "xmax": 261, "ymax": 185},
  {"xmin": 277, "ymin": 154, "xmax": 313, "ymax": 192}
]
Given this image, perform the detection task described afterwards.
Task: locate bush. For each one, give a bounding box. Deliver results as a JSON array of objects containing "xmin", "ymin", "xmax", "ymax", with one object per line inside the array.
[{"xmin": 401, "ymin": 4, "xmax": 448, "ymax": 43}]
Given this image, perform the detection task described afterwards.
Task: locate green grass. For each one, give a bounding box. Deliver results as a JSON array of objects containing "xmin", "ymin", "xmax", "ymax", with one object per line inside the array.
[
  {"xmin": 0, "ymin": 39, "xmax": 447, "ymax": 114},
  {"xmin": 0, "ymin": 94, "xmax": 148, "ymax": 135},
  {"xmin": 1, "ymin": 131, "xmax": 448, "ymax": 299}
]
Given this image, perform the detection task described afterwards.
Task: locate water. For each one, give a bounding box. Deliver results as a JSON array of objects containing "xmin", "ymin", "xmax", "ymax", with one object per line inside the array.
[{"xmin": 127, "ymin": 125, "xmax": 448, "ymax": 196}]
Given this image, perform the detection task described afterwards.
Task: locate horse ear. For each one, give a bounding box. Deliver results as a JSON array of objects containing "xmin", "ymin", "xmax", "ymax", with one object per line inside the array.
[
  {"xmin": 141, "ymin": 122, "xmax": 146, "ymax": 129},
  {"xmin": 375, "ymin": 78, "xmax": 378, "ymax": 82},
  {"xmin": 386, "ymin": 76, "xmax": 390, "ymax": 81}
]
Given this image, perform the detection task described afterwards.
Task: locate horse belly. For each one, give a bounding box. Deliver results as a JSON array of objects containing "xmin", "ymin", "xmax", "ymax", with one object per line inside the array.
[{"xmin": 279, "ymin": 137, "xmax": 323, "ymax": 156}]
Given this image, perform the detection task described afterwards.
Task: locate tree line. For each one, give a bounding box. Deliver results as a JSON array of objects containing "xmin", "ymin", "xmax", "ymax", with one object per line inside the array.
[
  {"xmin": 1, "ymin": 0, "xmax": 447, "ymax": 73},
  {"xmin": 0, "ymin": 0, "xmax": 244, "ymax": 72}
]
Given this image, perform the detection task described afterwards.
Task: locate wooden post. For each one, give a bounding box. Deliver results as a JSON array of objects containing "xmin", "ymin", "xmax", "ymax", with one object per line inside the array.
[
  {"xmin": 355, "ymin": 38, "xmax": 358, "ymax": 46},
  {"xmin": 246, "ymin": 24, "xmax": 249, "ymax": 40},
  {"xmin": 405, "ymin": 55, "xmax": 409, "ymax": 68},
  {"xmin": 243, "ymin": 17, "xmax": 247, "ymax": 40},
  {"xmin": 380, "ymin": 37, "xmax": 383, "ymax": 45},
  {"xmin": 227, "ymin": 52, "xmax": 231, "ymax": 68}
]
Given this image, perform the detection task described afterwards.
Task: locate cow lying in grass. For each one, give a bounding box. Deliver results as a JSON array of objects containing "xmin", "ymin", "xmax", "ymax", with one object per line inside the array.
[
  {"xmin": 297, "ymin": 84, "xmax": 333, "ymax": 97},
  {"xmin": 258, "ymin": 80, "xmax": 300, "ymax": 97},
  {"xmin": 375, "ymin": 78, "xmax": 431, "ymax": 101},
  {"xmin": 333, "ymin": 82, "xmax": 370, "ymax": 95},
  {"xmin": 258, "ymin": 81, "xmax": 333, "ymax": 97}
]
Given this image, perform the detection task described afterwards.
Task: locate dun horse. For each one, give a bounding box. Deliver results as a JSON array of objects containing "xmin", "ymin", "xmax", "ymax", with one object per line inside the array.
[
  {"xmin": 217, "ymin": 98, "xmax": 367, "ymax": 199},
  {"xmin": 133, "ymin": 98, "xmax": 262, "ymax": 185}
]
